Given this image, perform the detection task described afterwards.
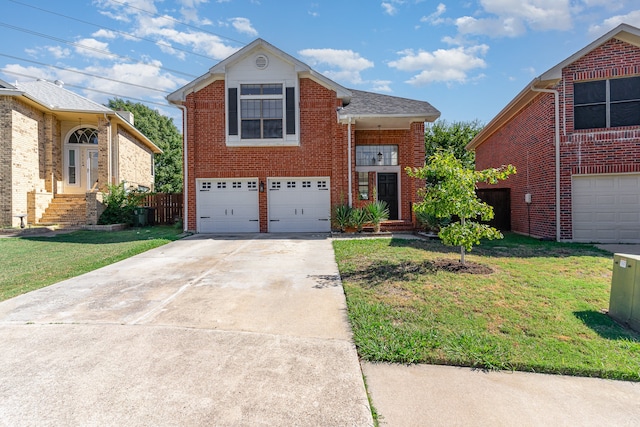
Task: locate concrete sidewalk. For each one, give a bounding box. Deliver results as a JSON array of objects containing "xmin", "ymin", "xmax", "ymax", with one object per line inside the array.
[
  {"xmin": 363, "ymin": 363, "xmax": 640, "ymax": 426},
  {"xmin": 0, "ymin": 234, "xmax": 373, "ymax": 426}
]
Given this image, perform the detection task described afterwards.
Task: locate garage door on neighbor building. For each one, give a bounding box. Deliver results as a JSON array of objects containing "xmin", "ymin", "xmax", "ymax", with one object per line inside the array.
[
  {"xmin": 572, "ymin": 174, "xmax": 640, "ymax": 243},
  {"xmin": 196, "ymin": 178, "xmax": 259, "ymax": 233},
  {"xmin": 268, "ymin": 177, "xmax": 331, "ymax": 232}
]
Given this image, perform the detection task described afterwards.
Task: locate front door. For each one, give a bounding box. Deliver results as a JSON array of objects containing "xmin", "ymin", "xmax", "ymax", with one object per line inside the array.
[{"xmin": 377, "ymin": 173, "xmax": 398, "ymax": 220}]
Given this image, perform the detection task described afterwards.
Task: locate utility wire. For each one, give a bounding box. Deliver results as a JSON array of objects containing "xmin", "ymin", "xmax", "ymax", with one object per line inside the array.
[
  {"xmin": 105, "ymin": 0, "xmax": 245, "ymax": 46},
  {"xmin": 7, "ymin": 0, "xmax": 225, "ymax": 63},
  {"xmin": 1, "ymin": 68, "xmax": 173, "ymax": 109},
  {"xmin": 0, "ymin": 53, "xmax": 170, "ymax": 94},
  {"xmin": 0, "ymin": 21, "xmax": 199, "ymax": 78}
]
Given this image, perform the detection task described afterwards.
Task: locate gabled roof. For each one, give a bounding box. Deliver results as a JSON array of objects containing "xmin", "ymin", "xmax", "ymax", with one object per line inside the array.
[
  {"xmin": 467, "ymin": 23, "xmax": 640, "ymax": 150},
  {"xmin": 167, "ymin": 38, "xmax": 352, "ymax": 103},
  {"xmin": 339, "ymin": 89, "xmax": 440, "ymax": 129},
  {"xmin": 2, "ymin": 79, "xmax": 161, "ymax": 153}
]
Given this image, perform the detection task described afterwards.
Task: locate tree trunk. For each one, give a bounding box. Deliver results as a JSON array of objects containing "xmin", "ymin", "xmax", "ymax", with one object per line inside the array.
[{"xmin": 460, "ymin": 217, "xmax": 466, "ymax": 265}]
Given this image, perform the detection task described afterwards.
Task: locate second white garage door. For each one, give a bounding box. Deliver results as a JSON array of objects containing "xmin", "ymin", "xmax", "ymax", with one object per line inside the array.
[
  {"xmin": 268, "ymin": 177, "xmax": 331, "ymax": 232},
  {"xmin": 572, "ymin": 174, "xmax": 640, "ymax": 243},
  {"xmin": 196, "ymin": 178, "xmax": 259, "ymax": 233}
]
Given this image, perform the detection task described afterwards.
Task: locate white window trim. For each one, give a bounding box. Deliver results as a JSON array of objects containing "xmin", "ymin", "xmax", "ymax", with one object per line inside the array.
[{"xmin": 226, "ymin": 79, "xmax": 300, "ymax": 147}]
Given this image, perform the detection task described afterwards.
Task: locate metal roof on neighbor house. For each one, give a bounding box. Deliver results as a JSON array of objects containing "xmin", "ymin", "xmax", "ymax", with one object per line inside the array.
[{"xmin": 16, "ymin": 80, "xmax": 113, "ymax": 113}]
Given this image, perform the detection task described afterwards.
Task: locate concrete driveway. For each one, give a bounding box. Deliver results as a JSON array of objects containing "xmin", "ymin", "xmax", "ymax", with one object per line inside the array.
[{"xmin": 0, "ymin": 234, "xmax": 373, "ymax": 426}]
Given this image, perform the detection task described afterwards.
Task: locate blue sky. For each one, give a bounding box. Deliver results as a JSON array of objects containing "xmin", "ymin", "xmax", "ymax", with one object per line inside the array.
[{"xmin": 1, "ymin": 0, "xmax": 639, "ymax": 126}]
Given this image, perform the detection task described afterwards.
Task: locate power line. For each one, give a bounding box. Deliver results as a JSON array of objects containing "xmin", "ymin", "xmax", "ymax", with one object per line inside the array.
[
  {"xmin": 1, "ymin": 68, "xmax": 174, "ymax": 109},
  {"xmin": 7, "ymin": 0, "xmax": 225, "ymax": 63},
  {"xmin": 0, "ymin": 53, "xmax": 170, "ymax": 94},
  {"xmin": 106, "ymin": 0, "xmax": 246, "ymax": 46},
  {"xmin": 0, "ymin": 21, "xmax": 199, "ymax": 78}
]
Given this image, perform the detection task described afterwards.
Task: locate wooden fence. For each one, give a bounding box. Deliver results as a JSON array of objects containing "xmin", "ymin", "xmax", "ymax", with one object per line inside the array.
[{"xmin": 140, "ymin": 193, "xmax": 183, "ymax": 225}]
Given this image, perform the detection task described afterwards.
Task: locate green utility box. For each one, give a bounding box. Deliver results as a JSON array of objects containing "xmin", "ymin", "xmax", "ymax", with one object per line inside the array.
[{"xmin": 609, "ymin": 253, "xmax": 640, "ymax": 332}]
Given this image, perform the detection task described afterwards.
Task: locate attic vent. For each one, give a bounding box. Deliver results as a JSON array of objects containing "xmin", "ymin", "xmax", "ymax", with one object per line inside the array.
[{"xmin": 255, "ymin": 54, "xmax": 269, "ymax": 70}]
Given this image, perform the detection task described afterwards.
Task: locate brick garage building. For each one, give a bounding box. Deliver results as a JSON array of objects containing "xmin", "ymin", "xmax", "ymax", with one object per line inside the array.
[
  {"xmin": 168, "ymin": 39, "xmax": 440, "ymax": 233},
  {"xmin": 0, "ymin": 79, "xmax": 160, "ymax": 228},
  {"xmin": 468, "ymin": 23, "xmax": 640, "ymax": 243}
]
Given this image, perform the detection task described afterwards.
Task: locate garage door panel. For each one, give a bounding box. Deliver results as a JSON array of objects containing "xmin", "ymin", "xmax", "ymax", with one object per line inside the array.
[
  {"xmin": 572, "ymin": 174, "xmax": 640, "ymax": 243},
  {"xmin": 268, "ymin": 178, "xmax": 330, "ymax": 233},
  {"xmin": 197, "ymin": 179, "xmax": 259, "ymax": 233}
]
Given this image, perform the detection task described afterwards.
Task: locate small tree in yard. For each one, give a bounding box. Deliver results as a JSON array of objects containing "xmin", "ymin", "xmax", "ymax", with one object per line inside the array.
[{"xmin": 407, "ymin": 151, "xmax": 515, "ymax": 265}]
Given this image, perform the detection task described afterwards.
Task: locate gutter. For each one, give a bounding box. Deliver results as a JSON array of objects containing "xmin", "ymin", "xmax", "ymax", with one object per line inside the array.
[
  {"xmin": 177, "ymin": 104, "xmax": 189, "ymax": 233},
  {"xmin": 347, "ymin": 117, "xmax": 353, "ymax": 207},
  {"xmin": 530, "ymin": 81, "xmax": 561, "ymax": 242}
]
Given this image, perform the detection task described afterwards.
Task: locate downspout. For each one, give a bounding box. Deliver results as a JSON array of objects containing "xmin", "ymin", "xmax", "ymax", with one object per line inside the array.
[
  {"xmin": 177, "ymin": 104, "xmax": 188, "ymax": 232},
  {"xmin": 104, "ymin": 114, "xmax": 111, "ymax": 187},
  {"xmin": 347, "ymin": 117, "xmax": 353, "ymax": 207},
  {"xmin": 530, "ymin": 82, "xmax": 560, "ymax": 242}
]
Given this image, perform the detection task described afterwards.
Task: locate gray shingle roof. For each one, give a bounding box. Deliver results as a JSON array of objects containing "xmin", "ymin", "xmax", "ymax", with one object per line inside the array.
[
  {"xmin": 339, "ymin": 89, "xmax": 440, "ymax": 119},
  {"xmin": 15, "ymin": 80, "xmax": 112, "ymax": 113}
]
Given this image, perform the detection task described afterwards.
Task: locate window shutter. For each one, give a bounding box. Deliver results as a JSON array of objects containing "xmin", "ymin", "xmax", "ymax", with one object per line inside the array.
[
  {"xmin": 286, "ymin": 87, "xmax": 295, "ymax": 135},
  {"xmin": 228, "ymin": 88, "xmax": 238, "ymax": 136}
]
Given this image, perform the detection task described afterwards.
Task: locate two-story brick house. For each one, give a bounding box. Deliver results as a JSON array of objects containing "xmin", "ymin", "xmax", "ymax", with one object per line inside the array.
[
  {"xmin": 0, "ymin": 79, "xmax": 161, "ymax": 228},
  {"xmin": 467, "ymin": 23, "xmax": 640, "ymax": 243},
  {"xmin": 168, "ymin": 39, "xmax": 440, "ymax": 233}
]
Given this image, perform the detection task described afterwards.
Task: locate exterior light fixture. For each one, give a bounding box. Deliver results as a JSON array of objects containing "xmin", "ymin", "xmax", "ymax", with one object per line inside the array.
[
  {"xmin": 259, "ymin": 181, "xmax": 265, "ymax": 192},
  {"xmin": 377, "ymin": 151, "xmax": 383, "ymax": 163}
]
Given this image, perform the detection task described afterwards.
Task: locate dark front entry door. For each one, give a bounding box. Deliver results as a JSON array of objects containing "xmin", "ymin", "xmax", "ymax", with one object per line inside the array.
[{"xmin": 377, "ymin": 173, "xmax": 398, "ymax": 220}]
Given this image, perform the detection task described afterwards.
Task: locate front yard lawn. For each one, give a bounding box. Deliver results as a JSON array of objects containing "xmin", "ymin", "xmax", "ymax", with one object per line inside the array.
[
  {"xmin": 0, "ymin": 226, "xmax": 184, "ymax": 301},
  {"xmin": 333, "ymin": 234, "xmax": 640, "ymax": 381}
]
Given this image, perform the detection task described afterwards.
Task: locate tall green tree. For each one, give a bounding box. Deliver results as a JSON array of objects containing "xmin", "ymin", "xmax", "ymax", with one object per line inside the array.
[
  {"xmin": 107, "ymin": 98, "xmax": 183, "ymax": 193},
  {"xmin": 424, "ymin": 119, "xmax": 483, "ymax": 169},
  {"xmin": 407, "ymin": 151, "xmax": 515, "ymax": 265}
]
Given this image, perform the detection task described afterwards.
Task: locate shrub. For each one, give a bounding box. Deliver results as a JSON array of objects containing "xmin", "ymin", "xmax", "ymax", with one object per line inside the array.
[{"xmin": 98, "ymin": 183, "xmax": 148, "ymax": 225}]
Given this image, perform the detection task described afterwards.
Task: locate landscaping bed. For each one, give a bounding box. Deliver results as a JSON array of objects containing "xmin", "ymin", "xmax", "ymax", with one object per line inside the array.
[{"xmin": 333, "ymin": 233, "xmax": 640, "ymax": 381}]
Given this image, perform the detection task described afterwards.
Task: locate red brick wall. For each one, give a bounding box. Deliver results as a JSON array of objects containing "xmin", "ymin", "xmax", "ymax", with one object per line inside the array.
[
  {"xmin": 182, "ymin": 77, "xmax": 425, "ymax": 231},
  {"xmin": 184, "ymin": 78, "xmax": 344, "ymax": 231},
  {"xmin": 475, "ymin": 37, "xmax": 640, "ymax": 240},
  {"xmin": 476, "ymin": 93, "xmax": 557, "ymax": 239}
]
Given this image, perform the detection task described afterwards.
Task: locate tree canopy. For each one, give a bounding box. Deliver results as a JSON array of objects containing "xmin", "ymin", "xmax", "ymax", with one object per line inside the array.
[
  {"xmin": 407, "ymin": 151, "xmax": 515, "ymax": 264},
  {"xmin": 108, "ymin": 98, "xmax": 183, "ymax": 193},
  {"xmin": 424, "ymin": 119, "xmax": 483, "ymax": 169}
]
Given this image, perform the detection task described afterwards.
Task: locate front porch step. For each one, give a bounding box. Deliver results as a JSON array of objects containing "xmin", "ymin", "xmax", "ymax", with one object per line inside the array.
[{"xmin": 39, "ymin": 194, "xmax": 87, "ymax": 226}]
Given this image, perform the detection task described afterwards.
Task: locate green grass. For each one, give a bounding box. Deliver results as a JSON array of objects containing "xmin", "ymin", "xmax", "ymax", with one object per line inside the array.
[
  {"xmin": 333, "ymin": 234, "xmax": 640, "ymax": 381},
  {"xmin": 0, "ymin": 226, "xmax": 185, "ymax": 301}
]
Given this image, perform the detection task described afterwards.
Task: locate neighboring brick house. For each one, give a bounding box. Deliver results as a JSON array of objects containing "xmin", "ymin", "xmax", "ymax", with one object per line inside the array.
[
  {"xmin": 0, "ymin": 79, "xmax": 161, "ymax": 228},
  {"xmin": 167, "ymin": 39, "xmax": 440, "ymax": 233},
  {"xmin": 467, "ymin": 23, "xmax": 640, "ymax": 244}
]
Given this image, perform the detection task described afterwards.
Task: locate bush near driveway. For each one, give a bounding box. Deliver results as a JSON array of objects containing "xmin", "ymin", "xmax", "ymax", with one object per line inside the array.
[
  {"xmin": 333, "ymin": 234, "xmax": 640, "ymax": 381},
  {"xmin": 0, "ymin": 226, "xmax": 184, "ymax": 301}
]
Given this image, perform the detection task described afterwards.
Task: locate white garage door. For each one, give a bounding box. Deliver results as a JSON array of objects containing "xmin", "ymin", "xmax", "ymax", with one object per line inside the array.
[
  {"xmin": 572, "ymin": 174, "xmax": 640, "ymax": 243},
  {"xmin": 196, "ymin": 178, "xmax": 259, "ymax": 233},
  {"xmin": 268, "ymin": 177, "xmax": 331, "ymax": 232}
]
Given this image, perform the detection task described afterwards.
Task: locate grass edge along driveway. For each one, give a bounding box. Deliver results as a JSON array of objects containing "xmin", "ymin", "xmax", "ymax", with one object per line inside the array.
[
  {"xmin": 333, "ymin": 234, "xmax": 640, "ymax": 382},
  {"xmin": 0, "ymin": 226, "xmax": 184, "ymax": 302}
]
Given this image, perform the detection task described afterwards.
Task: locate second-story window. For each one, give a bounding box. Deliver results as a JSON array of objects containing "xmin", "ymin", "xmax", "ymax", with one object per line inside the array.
[
  {"xmin": 574, "ymin": 76, "xmax": 640, "ymax": 130},
  {"xmin": 241, "ymin": 83, "xmax": 283, "ymax": 139}
]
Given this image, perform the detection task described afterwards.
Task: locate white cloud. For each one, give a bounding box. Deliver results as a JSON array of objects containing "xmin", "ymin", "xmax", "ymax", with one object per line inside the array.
[
  {"xmin": 371, "ymin": 80, "xmax": 392, "ymax": 92},
  {"xmin": 47, "ymin": 46, "xmax": 72, "ymax": 59},
  {"xmin": 228, "ymin": 17, "xmax": 258, "ymax": 36},
  {"xmin": 454, "ymin": 0, "xmax": 573, "ymax": 37},
  {"xmin": 588, "ymin": 10, "xmax": 640, "ymax": 36},
  {"xmin": 421, "ymin": 3, "xmax": 446, "ymax": 25},
  {"xmin": 388, "ymin": 44, "xmax": 489, "ymax": 85},
  {"xmin": 92, "ymin": 29, "xmax": 117, "ymax": 39},
  {"xmin": 298, "ymin": 48, "xmax": 374, "ymax": 85},
  {"xmin": 381, "ymin": 2, "xmax": 397, "ymax": 16},
  {"xmin": 74, "ymin": 38, "xmax": 112, "ymax": 59}
]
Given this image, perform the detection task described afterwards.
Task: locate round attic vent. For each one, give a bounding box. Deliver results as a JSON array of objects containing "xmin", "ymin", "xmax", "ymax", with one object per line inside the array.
[{"xmin": 255, "ymin": 54, "xmax": 269, "ymax": 70}]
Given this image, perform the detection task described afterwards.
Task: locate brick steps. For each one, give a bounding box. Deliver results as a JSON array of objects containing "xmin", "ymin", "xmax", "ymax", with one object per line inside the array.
[{"xmin": 39, "ymin": 194, "xmax": 87, "ymax": 226}]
